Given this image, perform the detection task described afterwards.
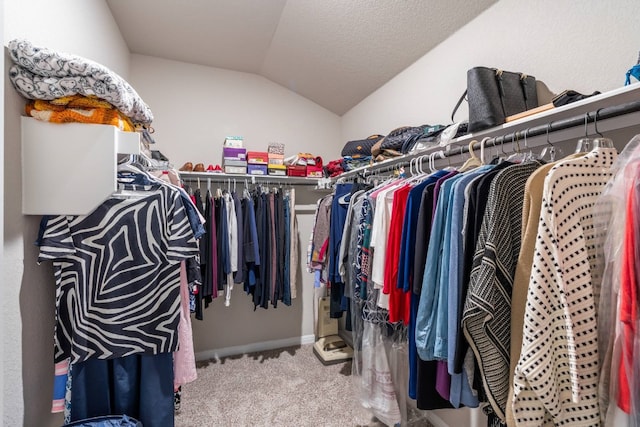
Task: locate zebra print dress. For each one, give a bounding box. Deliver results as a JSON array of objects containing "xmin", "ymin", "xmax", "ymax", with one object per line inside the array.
[{"xmin": 38, "ymin": 183, "xmax": 199, "ymax": 364}]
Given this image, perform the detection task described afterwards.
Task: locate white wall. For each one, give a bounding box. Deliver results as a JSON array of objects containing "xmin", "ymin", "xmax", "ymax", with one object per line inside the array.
[
  {"xmin": 0, "ymin": 0, "xmax": 5, "ymax": 424},
  {"xmin": 4, "ymin": 0, "xmax": 129, "ymax": 78},
  {"xmin": 3, "ymin": 1, "xmax": 130, "ymax": 426},
  {"xmin": 341, "ymin": 0, "xmax": 640, "ymax": 425},
  {"xmin": 128, "ymin": 54, "xmax": 341, "ymax": 354},
  {"xmin": 6, "ymin": 1, "xmax": 640, "ymax": 426},
  {"xmin": 342, "ymin": 0, "xmax": 640, "ymax": 142},
  {"xmin": 129, "ymin": 54, "xmax": 341, "ymax": 166}
]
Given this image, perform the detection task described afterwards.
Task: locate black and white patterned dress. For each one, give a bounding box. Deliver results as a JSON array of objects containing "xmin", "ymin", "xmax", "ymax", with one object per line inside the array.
[{"xmin": 39, "ymin": 183, "xmax": 199, "ymax": 364}]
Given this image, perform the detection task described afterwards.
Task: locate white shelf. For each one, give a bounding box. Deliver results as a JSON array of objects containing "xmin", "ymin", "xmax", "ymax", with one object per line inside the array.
[
  {"xmin": 336, "ymin": 82, "xmax": 640, "ymax": 179},
  {"xmin": 22, "ymin": 117, "xmax": 140, "ymax": 215}
]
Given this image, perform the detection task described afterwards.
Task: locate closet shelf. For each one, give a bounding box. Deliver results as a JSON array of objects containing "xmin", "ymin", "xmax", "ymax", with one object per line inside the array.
[
  {"xmin": 180, "ymin": 171, "xmax": 325, "ymax": 186},
  {"xmin": 22, "ymin": 117, "xmax": 140, "ymax": 215},
  {"xmin": 336, "ymin": 82, "xmax": 640, "ymax": 180}
]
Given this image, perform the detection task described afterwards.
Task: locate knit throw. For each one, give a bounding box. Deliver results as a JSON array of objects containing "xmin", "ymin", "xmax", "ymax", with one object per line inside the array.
[{"xmin": 26, "ymin": 95, "xmax": 134, "ymax": 132}]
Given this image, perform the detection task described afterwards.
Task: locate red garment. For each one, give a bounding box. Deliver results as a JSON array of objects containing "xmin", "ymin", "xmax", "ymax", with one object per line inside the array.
[
  {"xmin": 618, "ymin": 183, "xmax": 638, "ymax": 413},
  {"xmin": 325, "ymin": 159, "xmax": 344, "ymax": 177},
  {"xmin": 383, "ymin": 184, "xmax": 412, "ymax": 324}
]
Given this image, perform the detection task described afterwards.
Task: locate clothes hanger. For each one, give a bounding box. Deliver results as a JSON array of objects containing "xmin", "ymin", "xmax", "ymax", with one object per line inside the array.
[
  {"xmin": 429, "ymin": 150, "xmax": 446, "ymax": 173},
  {"xmin": 539, "ymin": 123, "xmax": 557, "ymax": 161},
  {"xmin": 574, "ymin": 113, "xmax": 592, "ymax": 153},
  {"xmin": 507, "ymin": 132, "xmax": 530, "ymax": 163},
  {"xmin": 590, "ymin": 108, "xmax": 614, "ymax": 149},
  {"xmin": 458, "ymin": 140, "xmax": 482, "ymax": 172},
  {"xmin": 521, "ymin": 128, "xmax": 535, "ymax": 162},
  {"xmin": 479, "ymin": 137, "xmax": 491, "ymax": 165}
]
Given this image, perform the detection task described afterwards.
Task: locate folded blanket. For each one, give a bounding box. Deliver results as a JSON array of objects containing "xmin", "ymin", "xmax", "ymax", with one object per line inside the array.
[
  {"xmin": 26, "ymin": 98, "xmax": 135, "ymax": 132},
  {"xmin": 8, "ymin": 39, "xmax": 153, "ymax": 124},
  {"xmin": 48, "ymin": 94, "xmax": 116, "ymax": 110}
]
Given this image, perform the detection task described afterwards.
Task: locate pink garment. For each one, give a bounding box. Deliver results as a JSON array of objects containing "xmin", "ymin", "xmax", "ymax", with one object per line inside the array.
[{"xmin": 173, "ymin": 261, "xmax": 197, "ymax": 389}]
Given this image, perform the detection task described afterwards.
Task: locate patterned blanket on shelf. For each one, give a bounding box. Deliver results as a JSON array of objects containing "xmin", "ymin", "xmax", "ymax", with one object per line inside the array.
[{"xmin": 8, "ymin": 39, "xmax": 153, "ymax": 124}]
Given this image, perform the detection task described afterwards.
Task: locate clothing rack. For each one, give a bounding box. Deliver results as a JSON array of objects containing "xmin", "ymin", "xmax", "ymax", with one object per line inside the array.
[
  {"xmin": 335, "ymin": 84, "xmax": 640, "ymax": 181},
  {"xmin": 179, "ymin": 171, "xmax": 325, "ymax": 187},
  {"xmin": 485, "ymin": 99, "xmax": 640, "ymax": 150}
]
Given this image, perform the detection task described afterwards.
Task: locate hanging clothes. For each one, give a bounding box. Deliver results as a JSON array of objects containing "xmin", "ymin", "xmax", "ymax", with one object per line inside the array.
[
  {"xmin": 505, "ymin": 153, "xmax": 585, "ymax": 426},
  {"xmin": 513, "ymin": 147, "xmax": 617, "ymax": 425},
  {"xmin": 38, "ymin": 176, "xmax": 201, "ymax": 426},
  {"xmin": 328, "ymin": 183, "xmax": 354, "ymax": 317},
  {"xmin": 462, "ymin": 160, "xmax": 542, "ymax": 422}
]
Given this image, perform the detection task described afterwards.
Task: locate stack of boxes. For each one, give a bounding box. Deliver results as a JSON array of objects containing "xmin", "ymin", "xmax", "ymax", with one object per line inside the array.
[
  {"xmin": 267, "ymin": 143, "xmax": 286, "ymax": 176},
  {"xmin": 247, "ymin": 150, "xmax": 269, "ymax": 175},
  {"xmin": 223, "ymin": 136, "xmax": 247, "ymax": 174},
  {"xmin": 219, "ymin": 137, "xmax": 322, "ymax": 178},
  {"xmin": 305, "ymin": 155, "xmax": 323, "ymax": 177},
  {"xmin": 286, "ymin": 154, "xmax": 307, "ymax": 177}
]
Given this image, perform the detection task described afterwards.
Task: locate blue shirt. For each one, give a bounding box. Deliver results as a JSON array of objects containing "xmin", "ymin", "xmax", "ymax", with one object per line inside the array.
[
  {"xmin": 416, "ymin": 172, "xmax": 461, "ymax": 362},
  {"xmin": 397, "ymin": 170, "xmax": 449, "ymax": 293},
  {"xmin": 445, "ymin": 166, "xmax": 493, "ymax": 407}
]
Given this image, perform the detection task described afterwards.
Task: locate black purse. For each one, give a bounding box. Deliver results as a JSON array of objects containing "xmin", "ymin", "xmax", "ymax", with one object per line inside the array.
[
  {"xmin": 341, "ymin": 134, "xmax": 384, "ymax": 158},
  {"xmin": 451, "ymin": 67, "xmax": 538, "ymax": 133},
  {"xmin": 375, "ymin": 126, "xmax": 424, "ymax": 155}
]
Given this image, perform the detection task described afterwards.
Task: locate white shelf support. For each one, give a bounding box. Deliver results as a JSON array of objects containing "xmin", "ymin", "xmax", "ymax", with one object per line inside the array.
[{"xmin": 21, "ymin": 117, "xmax": 140, "ymax": 215}]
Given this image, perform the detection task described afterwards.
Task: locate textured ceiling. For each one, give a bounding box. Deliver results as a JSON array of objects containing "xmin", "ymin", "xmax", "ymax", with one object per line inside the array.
[{"xmin": 106, "ymin": 0, "xmax": 497, "ymax": 115}]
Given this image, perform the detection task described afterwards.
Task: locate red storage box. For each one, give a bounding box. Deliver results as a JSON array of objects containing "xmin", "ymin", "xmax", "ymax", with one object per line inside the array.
[
  {"xmin": 306, "ymin": 165, "xmax": 324, "ymax": 178},
  {"xmin": 287, "ymin": 165, "xmax": 307, "ymax": 177},
  {"xmin": 247, "ymin": 151, "xmax": 269, "ymax": 164}
]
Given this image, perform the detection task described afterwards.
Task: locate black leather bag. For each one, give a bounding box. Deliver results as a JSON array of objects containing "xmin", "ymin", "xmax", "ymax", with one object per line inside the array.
[
  {"xmin": 451, "ymin": 67, "xmax": 538, "ymax": 133},
  {"xmin": 374, "ymin": 126, "xmax": 424, "ymax": 156},
  {"xmin": 341, "ymin": 134, "xmax": 384, "ymax": 158}
]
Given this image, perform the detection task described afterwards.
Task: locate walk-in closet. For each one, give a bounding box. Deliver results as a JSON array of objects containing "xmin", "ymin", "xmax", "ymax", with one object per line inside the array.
[{"xmin": 4, "ymin": 1, "xmax": 640, "ymax": 426}]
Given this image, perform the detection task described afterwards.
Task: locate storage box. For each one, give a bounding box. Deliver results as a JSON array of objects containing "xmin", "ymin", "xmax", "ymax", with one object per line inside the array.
[
  {"xmin": 224, "ymin": 136, "xmax": 243, "ymax": 148},
  {"xmin": 223, "ymin": 147, "xmax": 247, "ymax": 161},
  {"xmin": 248, "ymin": 164, "xmax": 268, "ymax": 175},
  {"xmin": 223, "ymin": 159, "xmax": 247, "ymax": 168},
  {"xmin": 268, "ymin": 157, "xmax": 284, "ymax": 165},
  {"xmin": 267, "ymin": 164, "xmax": 287, "ymax": 176},
  {"xmin": 267, "ymin": 142, "xmax": 285, "ymax": 155},
  {"xmin": 247, "ymin": 151, "xmax": 269, "ymax": 164},
  {"xmin": 286, "ymin": 165, "xmax": 307, "ymax": 177},
  {"xmin": 224, "ymin": 165, "xmax": 247, "ymax": 174},
  {"xmin": 306, "ymin": 165, "xmax": 324, "ymax": 178}
]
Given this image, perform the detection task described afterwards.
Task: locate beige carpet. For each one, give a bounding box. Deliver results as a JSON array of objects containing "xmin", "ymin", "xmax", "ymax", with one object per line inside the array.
[{"xmin": 175, "ymin": 344, "xmax": 433, "ymax": 427}]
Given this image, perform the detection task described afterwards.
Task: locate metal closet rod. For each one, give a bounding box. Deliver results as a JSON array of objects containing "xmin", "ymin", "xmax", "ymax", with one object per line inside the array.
[
  {"xmin": 179, "ymin": 172, "xmax": 320, "ymax": 186},
  {"xmin": 341, "ymin": 98, "xmax": 640, "ymax": 179},
  {"xmin": 474, "ymin": 99, "xmax": 640, "ymax": 150}
]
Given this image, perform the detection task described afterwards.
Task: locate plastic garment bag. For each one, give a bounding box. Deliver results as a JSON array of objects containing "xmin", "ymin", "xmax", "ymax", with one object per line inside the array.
[
  {"xmin": 64, "ymin": 415, "xmax": 142, "ymax": 427},
  {"xmin": 593, "ymin": 135, "xmax": 640, "ymax": 426},
  {"xmin": 360, "ymin": 321, "xmax": 401, "ymax": 427}
]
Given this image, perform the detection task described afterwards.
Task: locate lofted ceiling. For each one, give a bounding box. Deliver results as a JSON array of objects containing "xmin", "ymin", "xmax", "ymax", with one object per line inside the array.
[{"xmin": 106, "ymin": 0, "xmax": 497, "ymax": 116}]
